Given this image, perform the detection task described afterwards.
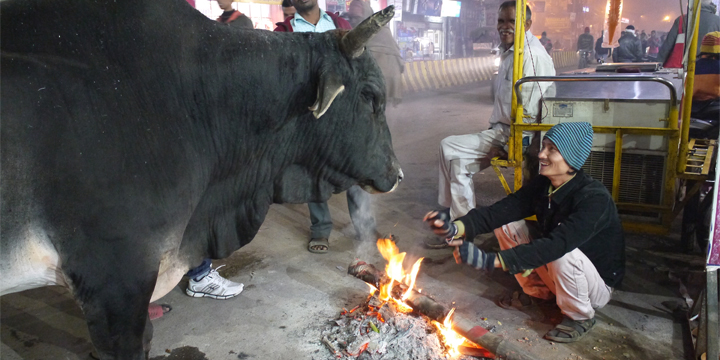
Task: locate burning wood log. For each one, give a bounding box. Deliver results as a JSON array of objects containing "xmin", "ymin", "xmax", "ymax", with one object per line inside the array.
[{"xmin": 348, "ymin": 259, "xmax": 536, "ymax": 360}]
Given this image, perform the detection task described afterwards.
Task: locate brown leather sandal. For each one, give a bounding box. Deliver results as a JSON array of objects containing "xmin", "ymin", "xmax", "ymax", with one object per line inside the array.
[{"xmin": 544, "ymin": 316, "xmax": 596, "ymax": 343}]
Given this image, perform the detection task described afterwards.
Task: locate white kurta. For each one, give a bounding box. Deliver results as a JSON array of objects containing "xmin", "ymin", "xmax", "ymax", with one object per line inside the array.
[{"xmin": 438, "ymin": 31, "xmax": 556, "ymax": 219}]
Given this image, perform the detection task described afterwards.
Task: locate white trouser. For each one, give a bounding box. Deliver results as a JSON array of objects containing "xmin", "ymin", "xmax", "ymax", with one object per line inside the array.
[
  {"xmin": 438, "ymin": 123, "xmax": 510, "ymax": 219},
  {"xmin": 496, "ymin": 220, "xmax": 613, "ymax": 320}
]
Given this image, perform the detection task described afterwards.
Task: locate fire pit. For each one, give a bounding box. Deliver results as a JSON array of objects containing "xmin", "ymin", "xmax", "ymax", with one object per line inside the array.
[
  {"xmin": 315, "ymin": 239, "xmax": 534, "ymax": 360},
  {"xmin": 317, "ymin": 292, "xmax": 485, "ymax": 359}
]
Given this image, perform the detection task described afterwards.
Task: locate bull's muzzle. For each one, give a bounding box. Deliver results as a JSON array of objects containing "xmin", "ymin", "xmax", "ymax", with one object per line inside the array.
[{"xmin": 360, "ymin": 167, "xmax": 403, "ymax": 194}]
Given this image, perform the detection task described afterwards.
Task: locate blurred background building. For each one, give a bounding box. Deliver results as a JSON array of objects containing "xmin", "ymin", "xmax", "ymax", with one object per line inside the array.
[{"xmin": 190, "ymin": 0, "xmax": 719, "ymax": 58}]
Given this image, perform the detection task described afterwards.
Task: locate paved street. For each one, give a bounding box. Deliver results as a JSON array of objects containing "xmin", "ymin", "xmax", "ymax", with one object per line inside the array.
[{"xmin": 1, "ymin": 79, "xmax": 699, "ymax": 360}]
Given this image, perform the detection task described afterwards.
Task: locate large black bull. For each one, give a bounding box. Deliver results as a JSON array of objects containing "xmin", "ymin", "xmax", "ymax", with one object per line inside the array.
[{"xmin": 0, "ymin": 0, "xmax": 402, "ymax": 358}]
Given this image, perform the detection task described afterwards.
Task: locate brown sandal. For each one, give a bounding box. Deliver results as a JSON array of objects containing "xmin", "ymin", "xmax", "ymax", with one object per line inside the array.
[
  {"xmin": 308, "ymin": 237, "xmax": 329, "ymax": 254},
  {"xmin": 544, "ymin": 317, "xmax": 596, "ymax": 343}
]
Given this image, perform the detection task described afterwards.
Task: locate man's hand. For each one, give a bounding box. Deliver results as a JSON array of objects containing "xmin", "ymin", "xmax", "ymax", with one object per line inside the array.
[
  {"xmin": 423, "ymin": 211, "xmax": 458, "ymax": 239},
  {"xmin": 451, "ymin": 241, "xmax": 496, "ymax": 271}
]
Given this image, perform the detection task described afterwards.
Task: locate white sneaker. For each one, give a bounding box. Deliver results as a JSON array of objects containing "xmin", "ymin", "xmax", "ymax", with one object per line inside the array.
[{"xmin": 186, "ymin": 265, "xmax": 244, "ymax": 299}]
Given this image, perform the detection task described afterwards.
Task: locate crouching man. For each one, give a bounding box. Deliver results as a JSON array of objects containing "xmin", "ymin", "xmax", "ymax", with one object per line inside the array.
[{"xmin": 424, "ymin": 122, "xmax": 625, "ymax": 343}]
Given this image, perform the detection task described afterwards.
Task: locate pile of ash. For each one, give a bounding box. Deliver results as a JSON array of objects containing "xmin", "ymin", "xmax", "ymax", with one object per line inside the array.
[{"xmin": 316, "ymin": 296, "xmax": 483, "ymax": 360}]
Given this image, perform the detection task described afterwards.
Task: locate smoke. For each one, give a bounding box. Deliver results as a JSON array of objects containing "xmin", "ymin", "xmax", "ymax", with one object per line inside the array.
[{"xmin": 347, "ymin": 185, "xmax": 383, "ymax": 261}]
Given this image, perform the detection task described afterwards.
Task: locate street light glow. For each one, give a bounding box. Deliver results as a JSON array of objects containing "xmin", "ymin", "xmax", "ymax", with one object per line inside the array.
[{"xmin": 663, "ymin": 15, "xmax": 671, "ymax": 21}]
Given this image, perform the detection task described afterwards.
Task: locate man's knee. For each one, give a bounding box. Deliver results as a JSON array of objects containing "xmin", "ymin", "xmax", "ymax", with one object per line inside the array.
[
  {"xmin": 547, "ymin": 252, "xmax": 582, "ymax": 278},
  {"xmin": 440, "ymin": 135, "xmax": 462, "ymax": 154}
]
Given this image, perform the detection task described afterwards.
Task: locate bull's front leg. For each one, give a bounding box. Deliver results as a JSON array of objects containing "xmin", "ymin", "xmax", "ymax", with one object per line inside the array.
[{"xmin": 67, "ymin": 253, "xmax": 158, "ymax": 360}]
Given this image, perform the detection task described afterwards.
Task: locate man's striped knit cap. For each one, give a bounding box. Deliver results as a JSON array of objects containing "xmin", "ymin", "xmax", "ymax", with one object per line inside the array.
[
  {"xmin": 544, "ymin": 122, "xmax": 594, "ymax": 170},
  {"xmin": 700, "ymin": 31, "xmax": 720, "ymax": 55}
]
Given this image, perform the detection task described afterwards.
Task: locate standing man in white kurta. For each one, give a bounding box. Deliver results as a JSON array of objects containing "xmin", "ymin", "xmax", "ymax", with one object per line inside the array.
[{"xmin": 434, "ymin": 1, "xmax": 555, "ymax": 238}]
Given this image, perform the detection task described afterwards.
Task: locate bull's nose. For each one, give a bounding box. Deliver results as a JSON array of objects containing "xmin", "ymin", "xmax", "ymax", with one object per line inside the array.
[{"xmin": 397, "ymin": 168, "xmax": 404, "ymax": 183}]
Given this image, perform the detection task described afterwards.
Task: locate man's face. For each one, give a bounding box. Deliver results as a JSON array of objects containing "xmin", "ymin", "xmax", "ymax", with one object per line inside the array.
[
  {"xmin": 539, "ymin": 138, "xmax": 572, "ymax": 178},
  {"xmin": 497, "ymin": 7, "xmax": 531, "ymax": 46},
  {"xmin": 217, "ymin": 0, "xmax": 233, "ymax": 11},
  {"xmin": 291, "ymin": 0, "xmax": 318, "ymax": 12},
  {"xmin": 283, "ymin": 5, "xmax": 296, "ymax": 17}
]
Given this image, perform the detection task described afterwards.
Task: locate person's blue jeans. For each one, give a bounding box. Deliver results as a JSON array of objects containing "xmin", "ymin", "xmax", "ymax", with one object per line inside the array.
[
  {"xmin": 308, "ymin": 185, "xmax": 377, "ymax": 241},
  {"xmin": 185, "ymin": 259, "xmax": 211, "ymax": 280}
]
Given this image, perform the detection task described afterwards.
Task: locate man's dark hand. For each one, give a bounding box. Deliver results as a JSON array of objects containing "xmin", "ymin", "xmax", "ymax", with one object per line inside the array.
[
  {"xmin": 423, "ymin": 210, "xmax": 457, "ymax": 239},
  {"xmin": 453, "ymin": 241, "xmax": 496, "ymax": 271}
]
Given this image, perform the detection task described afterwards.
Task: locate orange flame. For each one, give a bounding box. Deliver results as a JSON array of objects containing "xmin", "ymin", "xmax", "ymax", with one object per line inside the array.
[
  {"xmin": 432, "ymin": 308, "xmax": 465, "ymax": 357},
  {"xmin": 375, "ymin": 238, "xmax": 424, "ymax": 308},
  {"xmin": 374, "ymin": 238, "xmax": 468, "ymax": 356}
]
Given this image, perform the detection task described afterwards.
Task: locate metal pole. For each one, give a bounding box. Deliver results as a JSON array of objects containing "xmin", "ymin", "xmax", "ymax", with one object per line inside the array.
[
  {"xmin": 510, "ymin": 0, "xmax": 527, "ymax": 191},
  {"xmin": 510, "ymin": 0, "xmax": 526, "ymax": 123},
  {"xmin": 612, "ymin": 130, "xmax": 623, "ymax": 202},
  {"xmin": 677, "ymin": 0, "xmax": 701, "ymax": 174}
]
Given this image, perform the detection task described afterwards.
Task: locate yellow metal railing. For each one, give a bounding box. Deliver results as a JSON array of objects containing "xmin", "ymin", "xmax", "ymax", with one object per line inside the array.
[{"xmin": 677, "ymin": 0, "xmax": 703, "ymax": 174}]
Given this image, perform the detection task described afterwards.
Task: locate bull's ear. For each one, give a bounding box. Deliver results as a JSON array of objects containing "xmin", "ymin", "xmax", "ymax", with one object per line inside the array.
[{"xmin": 309, "ymin": 71, "xmax": 345, "ymax": 119}]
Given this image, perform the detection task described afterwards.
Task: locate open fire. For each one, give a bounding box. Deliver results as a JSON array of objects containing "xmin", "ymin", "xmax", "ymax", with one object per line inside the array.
[
  {"xmin": 373, "ymin": 238, "xmax": 466, "ymax": 356},
  {"xmin": 341, "ymin": 239, "xmax": 536, "ymax": 360}
]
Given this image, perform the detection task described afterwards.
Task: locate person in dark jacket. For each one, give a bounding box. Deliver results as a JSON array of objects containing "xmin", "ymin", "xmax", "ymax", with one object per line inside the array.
[
  {"xmin": 424, "ymin": 122, "xmax": 625, "ymax": 343},
  {"xmin": 657, "ymin": 0, "xmax": 720, "ymax": 64},
  {"xmin": 216, "ymin": 0, "xmax": 253, "ymax": 28},
  {"xmin": 595, "ymin": 34, "xmax": 610, "ymax": 62},
  {"xmin": 540, "ymin": 31, "xmax": 553, "ymax": 53},
  {"xmin": 576, "ymin": 27, "xmax": 594, "ymax": 52},
  {"xmin": 612, "ymin": 25, "xmax": 643, "ymax": 62}
]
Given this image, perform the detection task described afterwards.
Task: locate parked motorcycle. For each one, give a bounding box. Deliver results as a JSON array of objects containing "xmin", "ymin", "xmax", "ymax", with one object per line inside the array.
[{"xmin": 578, "ymin": 50, "xmax": 592, "ymax": 69}]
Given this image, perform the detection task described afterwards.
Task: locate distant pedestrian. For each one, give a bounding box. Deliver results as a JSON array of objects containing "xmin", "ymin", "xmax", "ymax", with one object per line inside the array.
[
  {"xmin": 281, "ymin": 0, "xmax": 296, "ymax": 19},
  {"xmin": 347, "ymin": 0, "xmax": 405, "ymax": 106},
  {"xmin": 612, "ymin": 25, "xmax": 643, "ymax": 62},
  {"xmin": 425, "ymin": 41, "xmax": 435, "ymax": 59},
  {"xmin": 647, "ymin": 30, "xmax": 661, "ymax": 57},
  {"xmin": 595, "ymin": 34, "xmax": 610, "ymax": 62},
  {"xmin": 640, "ymin": 30, "xmax": 648, "ymax": 54},
  {"xmin": 553, "ymin": 39, "xmax": 562, "ymax": 51},
  {"xmin": 540, "ymin": 31, "xmax": 553, "ymax": 53},
  {"xmin": 215, "ymin": 0, "xmax": 253, "ymax": 28},
  {"xmin": 577, "ymin": 27, "xmax": 594, "ymax": 52}
]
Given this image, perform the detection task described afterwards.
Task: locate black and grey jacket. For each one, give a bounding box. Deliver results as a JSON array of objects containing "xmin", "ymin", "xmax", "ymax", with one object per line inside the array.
[
  {"xmin": 457, "ymin": 170, "xmax": 625, "ymax": 288},
  {"xmin": 612, "ymin": 33, "xmax": 643, "ymax": 63}
]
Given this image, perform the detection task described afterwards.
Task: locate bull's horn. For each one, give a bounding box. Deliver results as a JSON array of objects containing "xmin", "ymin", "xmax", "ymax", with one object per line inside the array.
[
  {"xmin": 340, "ymin": 5, "xmax": 395, "ymax": 59},
  {"xmin": 309, "ymin": 70, "xmax": 345, "ymax": 119}
]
